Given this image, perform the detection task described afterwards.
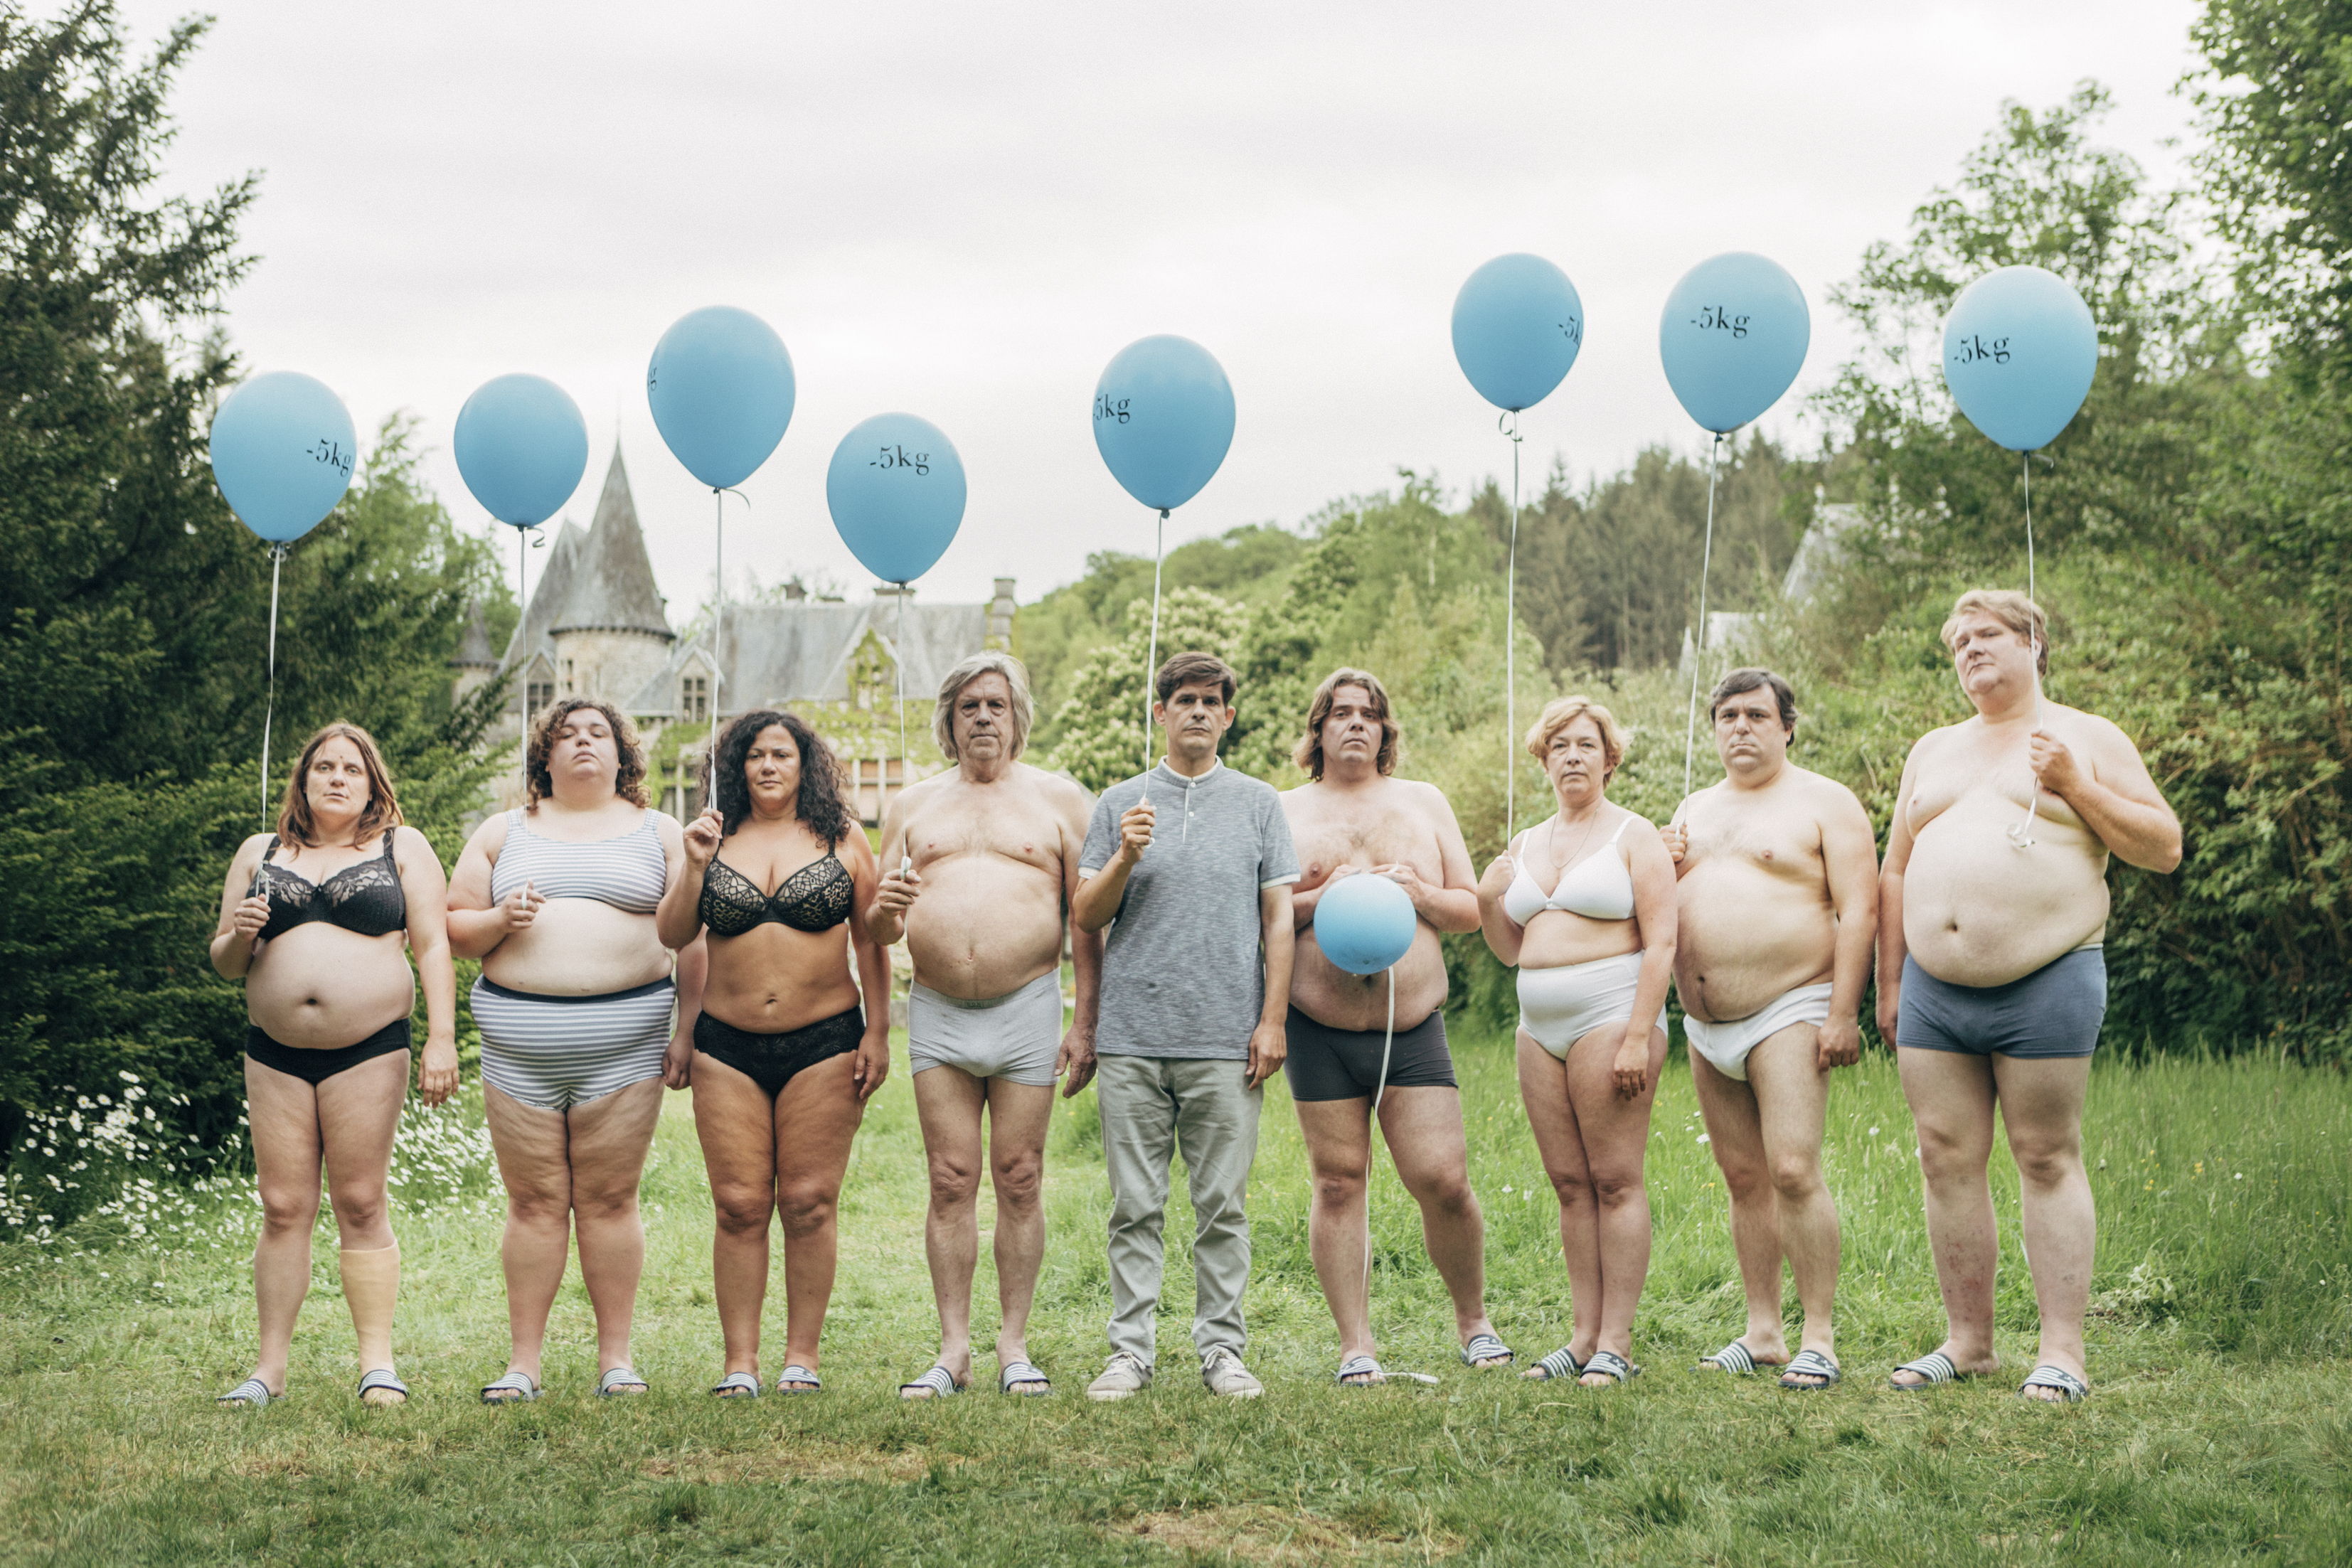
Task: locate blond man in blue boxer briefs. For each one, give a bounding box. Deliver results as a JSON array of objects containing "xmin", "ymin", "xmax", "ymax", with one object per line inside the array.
[
  {"xmin": 870, "ymin": 653, "xmax": 1102, "ymax": 1400},
  {"xmin": 1662, "ymin": 668, "xmax": 1878, "ymax": 1391}
]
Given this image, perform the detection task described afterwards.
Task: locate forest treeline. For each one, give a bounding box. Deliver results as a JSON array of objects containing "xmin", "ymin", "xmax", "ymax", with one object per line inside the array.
[{"xmin": 3, "ymin": 3, "xmax": 2348, "ymax": 1220}]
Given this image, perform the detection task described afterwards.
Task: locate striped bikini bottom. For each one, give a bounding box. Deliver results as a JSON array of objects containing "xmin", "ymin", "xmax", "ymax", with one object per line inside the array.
[{"xmin": 472, "ymin": 975, "xmax": 675, "ymax": 1111}]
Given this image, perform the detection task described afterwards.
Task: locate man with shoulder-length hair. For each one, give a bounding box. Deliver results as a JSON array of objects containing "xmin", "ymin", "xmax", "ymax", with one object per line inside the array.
[
  {"xmin": 1662, "ymin": 667, "xmax": 1878, "ymax": 1391},
  {"xmin": 869, "ymin": 650, "xmax": 1102, "ymax": 1399},
  {"xmin": 1073, "ymin": 651, "xmax": 1299, "ymax": 1400},
  {"xmin": 1279, "ymin": 668, "xmax": 1506, "ymax": 1385},
  {"xmin": 1879, "ymin": 591, "xmax": 2179, "ymax": 1402}
]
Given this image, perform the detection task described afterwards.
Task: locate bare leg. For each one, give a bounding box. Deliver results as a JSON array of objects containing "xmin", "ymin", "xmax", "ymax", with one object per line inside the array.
[
  {"xmin": 565, "ymin": 1077, "xmax": 664, "ymax": 1380},
  {"xmin": 1516, "ymin": 1031, "xmax": 1601, "ymax": 1370},
  {"xmin": 772, "ymin": 1052, "xmax": 865, "ymax": 1383},
  {"xmin": 1562, "ymin": 1020, "xmax": 1669, "ymax": 1384},
  {"xmin": 1892, "ymin": 1046, "xmax": 2003, "ymax": 1383},
  {"xmin": 483, "ymin": 1083, "xmax": 572, "ymax": 1389},
  {"xmin": 1745, "ymin": 1025, "xmax": 1839, "ymax": 1378},
  {"xmin": 910, "ymin": 1065, "xmax": 987, "ymax": 1392},
  {"xmin": 1376, "ymin": 1086, "xmax": 1499, "ymax": 1358},
  {"xmin": 982, "ymin": 1078, "xmax": 1055, "ymax": 1385},
  {"xmin": 243, "ymin": 1059, "xmax": 324, "ymax": 1397},
  {"xmin": 1993, "ymin": 1053, "xmax": 2095, "ymax": 1397},
  {"xmin": 1294, "ymin": 1096, "xmax": 1376, "ymax": 1369},
  {"xmin": 693, "ymin": 1052, "xmax": 779, "ymax": 1380},
  {"xmin": 1690, "ymin": 1052, "xmax": 1788, "ymax": 1365},
  {"xmin": 314, "ymin": 1050, "xmax": 409, "ymax": 1392}
]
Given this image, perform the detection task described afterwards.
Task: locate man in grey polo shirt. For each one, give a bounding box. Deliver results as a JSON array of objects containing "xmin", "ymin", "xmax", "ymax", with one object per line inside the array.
[{"xmin": 1073, "ymin": 651, "xmax": 1299, "ymax": 1400}]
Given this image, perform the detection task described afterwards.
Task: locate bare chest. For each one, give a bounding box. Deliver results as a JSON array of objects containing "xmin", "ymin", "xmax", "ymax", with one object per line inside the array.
[
  {"xmin": 1292, "ymin": 805, "xmax": 1434, "ymax": 887},
  {"xmin": 1907, "ymin": 729, "xmax": 2086, "ymax": 835},
  {"xmin": 908, "ymin": 796, "xmax": 1063, "ymax": 875},
  {"xmin": 1686, "ymin": 799, "xmax": 1823, "ymax": 883}
]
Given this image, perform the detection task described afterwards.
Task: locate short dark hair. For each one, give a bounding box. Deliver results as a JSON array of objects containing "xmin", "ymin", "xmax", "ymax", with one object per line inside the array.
[
  {"xmin": 703, "ymin": 709, "xmax": 853, "ymax": 846},
  {"xmin": 1154, "ymin": 650, "xmax": 1236, "ymax": 706},
  {"xmin": 1293, "ymin": 668, "xmax": 1398, "ymax": 780},
  {"xmin": 1708, "ymin": 668, "xmax": 1799, "ymax": 731}
]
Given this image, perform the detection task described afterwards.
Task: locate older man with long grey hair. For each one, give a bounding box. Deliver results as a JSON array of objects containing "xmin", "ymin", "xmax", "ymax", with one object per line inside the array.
[{"xmin": 868, "ymin": 651, "xmax": 1102, "ymax": 1399}]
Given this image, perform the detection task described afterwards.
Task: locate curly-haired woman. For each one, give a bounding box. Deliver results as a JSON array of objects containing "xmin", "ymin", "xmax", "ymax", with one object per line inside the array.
[
  {"xmin": 447, "ymin": 699, "xmax": 693, "ymax": 1402},
  {"xmin": 656, "ymin": 710, "xmax": 890, "ymax": 1397},
  {"xmin": 208, "ymin": 722, "xmax": 459, "ymax": 1410}
]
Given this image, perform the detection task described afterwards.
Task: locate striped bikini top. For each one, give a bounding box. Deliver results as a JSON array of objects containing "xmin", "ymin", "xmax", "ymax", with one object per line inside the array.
[{"xmin": 490, "ymin": 808, "xmax": 668, "ymax": 912}]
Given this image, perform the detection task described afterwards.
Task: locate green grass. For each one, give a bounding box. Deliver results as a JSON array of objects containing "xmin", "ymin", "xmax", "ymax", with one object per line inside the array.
[{"xmin": 2, "ymin": 1036, "xmax": 2348, "ymax": 1564}]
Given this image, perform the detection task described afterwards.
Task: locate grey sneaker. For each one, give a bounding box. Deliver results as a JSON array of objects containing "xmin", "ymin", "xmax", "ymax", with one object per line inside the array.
[
  {"xmin": 1086, "ymin": 1352, "xmax": 1153, "ymax": 1402},
  {"xmin": 1201, "ymin": 1348, "xmax": 1262, "ymax": 1398}
]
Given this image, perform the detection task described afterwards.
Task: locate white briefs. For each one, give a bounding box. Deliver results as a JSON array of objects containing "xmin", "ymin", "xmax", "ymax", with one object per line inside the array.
[
  {"xmin": 1516, "ymin": 951, "xmax": 1644, "ymax": 1058},
  {"xmin": 908, "ymin": 970, "xmax": 1065, "ymax": 1087},
  {"xmin": 1681, "ymin": 982, "xmax": 1835, "ymax": 1082}
]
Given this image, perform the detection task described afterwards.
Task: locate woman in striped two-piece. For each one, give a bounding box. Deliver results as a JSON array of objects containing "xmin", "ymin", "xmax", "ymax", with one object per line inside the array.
[{"xmin": 447, "ymin": 700, "xmax": 695, "ymax": 1402}]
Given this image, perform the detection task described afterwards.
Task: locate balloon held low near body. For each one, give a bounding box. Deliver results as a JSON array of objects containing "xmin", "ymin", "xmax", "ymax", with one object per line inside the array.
[
  {"xmin": 646, "ymin": 306, "xmax": 797, "ymax": 489},
  {"xmin": 453, "ymin": 374, "xmax": 588, "ymax": 527},
  {"xmin": 825, "ymin": 412, "xmax": 967, "ymax": 585},
  {"xmin": 1451, "ymin": 253, "xmax": 1584, "ymax": 412},
  {"xmin": 1091, "ymin": 335, "xmax": 1235, "ymax": 513},
  {"xmin": 1314, "ymin": 873, "xmax": 1418, "ymax": 977},
  {"xmin": 1941, "ymin": 265, "xmax": 2098, "ymax": 452},
  {"xmin": 1659, "ymin": 252, "xmax": 1810, "ymax": 434},
  {"xmin": 208, "ymin": 371, "xmax": 358, "ymax": 543}
]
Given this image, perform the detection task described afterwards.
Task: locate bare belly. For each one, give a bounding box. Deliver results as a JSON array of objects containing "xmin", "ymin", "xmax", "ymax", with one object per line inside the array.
[
  {"xmin": 1294, "ymin": 924, "xmax": 1447, "ymax": 1031},
  {"xmin": 245, "ymin": 926, "xmax": 415, "ymax": 1048},
  {"xmin": 483, "ymin": 899, "xmax": 672, "ymax": 996},
  {"xmin": 1904, "ymin": 801, "xmax": 2109, "ymax": 986},
  {"xmin": 1518, "ymin": 909, "xmax": 1642, "ymax": 973},
  {"xmin": 905, "ymin": 858, "xmax": 1065, "ymax": 1000},
  {"xmin": 703, "ymin": 924, "xmax": 861, "ymax": 1033},
  {"xmin": 1675, "ymin": 863, "xmax": 1836, "ymax": 1021}
]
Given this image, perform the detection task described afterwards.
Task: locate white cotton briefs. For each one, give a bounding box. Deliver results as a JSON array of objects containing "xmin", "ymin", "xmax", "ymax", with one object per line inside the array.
[
  {"xmin": 1681, "ymin": 982, "xmax": 1835, "ymax": 1081},
  {"xmin": 908, "ymin": 970, "xmax": 1064, "ymax": 1086}
]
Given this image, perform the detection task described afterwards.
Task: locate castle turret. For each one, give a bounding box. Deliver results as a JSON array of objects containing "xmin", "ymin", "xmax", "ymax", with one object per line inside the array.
[{"xmin": 547, "ymin": 447, "xmax": 676, "ymax": 708}]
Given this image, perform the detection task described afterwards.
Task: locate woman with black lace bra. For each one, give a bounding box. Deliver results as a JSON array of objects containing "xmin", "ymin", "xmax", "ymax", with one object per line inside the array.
[
  {"xmin": 207, "ymin": 723, "xmax": 459, "ymax": 1412},
  {"xmin": 655, "ymin": 709, "xmax": 890, "ymax": 1397}
]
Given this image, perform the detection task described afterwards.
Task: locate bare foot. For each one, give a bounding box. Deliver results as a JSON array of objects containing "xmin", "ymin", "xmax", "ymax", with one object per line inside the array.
[{"xmin": 1888, "ymin": 1344, "xmax": 1999, "ymax": 1387}]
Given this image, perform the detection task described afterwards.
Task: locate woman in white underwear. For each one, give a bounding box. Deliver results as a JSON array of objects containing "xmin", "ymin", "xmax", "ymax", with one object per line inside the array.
[{"xmin": 1476, "ymin": 696, "xmax": 1677, "ymax": 1389}]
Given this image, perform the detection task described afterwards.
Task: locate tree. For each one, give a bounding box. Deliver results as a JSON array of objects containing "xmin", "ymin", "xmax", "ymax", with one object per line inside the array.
[{"xmin": 1044, "ymin": 587, "xmax": 1247, "ymax": 791}]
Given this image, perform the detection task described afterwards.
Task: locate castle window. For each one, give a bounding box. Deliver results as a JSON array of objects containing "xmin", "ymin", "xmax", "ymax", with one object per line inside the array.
[
  {"xmin": 682, "ymin": 675, "xmax": 708, "ymax": 722},
  {"xmin": 561, "ymin": 659, "xmax": 575, "ymax": 694},
  {"xmin": 526, "ymin": 679, "xmax": 553, "ymax": 714}
]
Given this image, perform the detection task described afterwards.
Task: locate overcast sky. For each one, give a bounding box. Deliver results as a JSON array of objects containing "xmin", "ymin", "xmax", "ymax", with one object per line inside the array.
[{"xmin": 115, "ymin": 0, "xmax": 2204, "ymax": 614}]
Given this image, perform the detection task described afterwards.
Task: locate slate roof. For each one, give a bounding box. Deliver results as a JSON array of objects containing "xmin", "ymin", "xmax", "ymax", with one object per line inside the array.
[
  {"xmin": 551, "ymin": 449, "xmax": 673, "ymax": 640},
  {"xmin": 628, "ymin": 593, "xmax": 988, "ymax": 719},
  {"xmin": 500, "ymin": 518, "xmax": 587, "ymax": 670},
  {"xmin": 450, "ymin": 599, "xmax": 497, "ymax": 668}
]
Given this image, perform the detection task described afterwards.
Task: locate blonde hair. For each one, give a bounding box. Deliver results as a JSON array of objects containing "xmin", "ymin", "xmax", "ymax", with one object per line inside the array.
[
  {"xmin": 1941, "ymin": 589, "xmax": 2048, "ymax": 676},
  {"xmin": 1526, "ymin": 695, "xmax": 1627, "ymax": 784},
  {"xmin": 932, "ymin": 651, "xmax": 1034, "ymax": 762}
]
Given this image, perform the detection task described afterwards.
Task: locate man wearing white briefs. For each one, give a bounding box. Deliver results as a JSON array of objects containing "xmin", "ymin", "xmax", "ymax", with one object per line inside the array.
[
  {"xmin": 870, "ymin": 653, "xmax": 1102, "ymax": 1400},
  {"xmin": 1663, "ymin": 668, "xmax": 1878, "ymax": 1390}
]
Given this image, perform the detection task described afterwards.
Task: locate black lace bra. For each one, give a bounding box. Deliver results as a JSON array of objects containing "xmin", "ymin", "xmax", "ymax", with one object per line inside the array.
[
  {"xmin": 700, "ymin": 849, "xmax": 855, "ymax": 937},
  {"xmin": 253, "ymin": 832, "xmax": 406, "ymax": 941}
]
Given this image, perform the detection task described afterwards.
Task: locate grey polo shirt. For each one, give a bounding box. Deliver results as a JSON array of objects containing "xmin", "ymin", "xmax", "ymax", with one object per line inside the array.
[{"xmin": 1080, "ymin": 759, "xmax": 1300, "ymax": 1060}]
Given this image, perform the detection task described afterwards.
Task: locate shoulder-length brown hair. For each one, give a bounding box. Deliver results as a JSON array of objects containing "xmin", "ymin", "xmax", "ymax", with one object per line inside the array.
[
  {"xmin": 526, "ymin": 698, "xmax": 649, "ymax": 811},
  {"xmin": 1293, "ymin": 668, "xmax": 1400, "ymax": 781},
  {"xmin": 277, "ymin": 722, "xmax": 403, "ymax": 848}
]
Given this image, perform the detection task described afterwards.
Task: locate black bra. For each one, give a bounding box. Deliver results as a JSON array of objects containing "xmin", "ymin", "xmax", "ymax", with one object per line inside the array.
[
  {"xmin": 252, "ymin": 833, "xmax": 406, "ymax": 941},
  {"xmin": 700, "ymin": 850, "xmax": 855, "ymax": 937}
]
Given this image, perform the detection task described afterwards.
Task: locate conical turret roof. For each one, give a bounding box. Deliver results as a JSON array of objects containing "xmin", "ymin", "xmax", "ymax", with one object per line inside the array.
[
  {"xmin": 551, "ymin": 447, "xmax": 673, "ymax": 641},
  {"xmin": 450, "ymin": 599, "xmax": 497, "ymax": 668},
  {"xmin": 501, "ymin": 518, "xmax": 587, "ymax": 668}
]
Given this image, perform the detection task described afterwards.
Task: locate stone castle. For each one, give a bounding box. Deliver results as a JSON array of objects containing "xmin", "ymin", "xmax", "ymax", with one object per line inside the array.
[{"xmin": 452, "ymin": 447, "xmax": 1013, "ymax": 821}]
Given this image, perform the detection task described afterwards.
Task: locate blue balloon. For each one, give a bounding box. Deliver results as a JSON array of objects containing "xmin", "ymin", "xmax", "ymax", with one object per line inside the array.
[
  {"xmin": 1092, "ymin": 335, "xmax": 1235, "ymax": 512},
  {"xmin": 1659, "ymin": 252, "xmax": 1811, "ymax": 434},
  {"xmin": 1942, "ymin": 266, "xmax": 2098, "ymax": 452},
  {"xmin": 1452, "ymin": 254, "xmax": 1584, "ymax": 412},
  {"xmin": 453, "ymin": 374, "xmax": 588, "ymax": 528},
  {"xmin": 1314, "ymin": 873, "xmax": 1417, "ymax": 976},
  {"xmin": 825, "ymin": 413, "xmax": 967, "ymax": 583},
  {"xmin": 646, "ymin": 306, "xmax": 796, "ymax": 489},
  {"xmin": 207, "ymin": 371, "xmax": 357, "ymax": 543}
]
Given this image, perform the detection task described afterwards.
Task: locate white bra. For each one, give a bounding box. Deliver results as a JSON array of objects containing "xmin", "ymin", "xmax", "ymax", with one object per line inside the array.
[{"xmin": 1503, "ymin": 816, "xmax": 1635, "ymax": 924}]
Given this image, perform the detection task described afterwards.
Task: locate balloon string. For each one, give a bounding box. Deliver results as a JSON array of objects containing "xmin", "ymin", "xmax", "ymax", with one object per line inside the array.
[
  {"xmin": 1681, "ymin": 432, "xmax": 1725, "ymax": 799},
  {"xmin": 1363, "ymin": 966, "xmax": 1396, "ymax": 1316},
  {"xmin": 1142, "ymin": 507, "xmax": 1166, "ymax": 770},
  {"xmin": 516, "ymin": 525, "xmax": 531, "ymax": 777},
  {"xmin": 2011, "ymin": 450, "xmax": 2041, "ymax": 849},
  {"xmin": 2023, "ymin": 450, "xmax": 2035, "ymax": 606},
  {"xmin": 896, "ymin": 580, "xmax": 910, "ymax": 814},
  {"xmin": 260, "ymin": 543, "xmax": 287, "ymax": 821},
  {"xmin": 711, "ymin": 487, "xmax": 725, "ymax": 785},
  {"xmin": 1502, "ymin": 410, "xmax": 1522, "ymax": 839}
]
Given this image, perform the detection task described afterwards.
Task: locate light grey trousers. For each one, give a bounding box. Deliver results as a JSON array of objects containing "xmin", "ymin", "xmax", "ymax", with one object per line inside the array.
[{"xmin": 1096, "ymin": 1054, "xmax": 1262, "ymax": 1367}]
